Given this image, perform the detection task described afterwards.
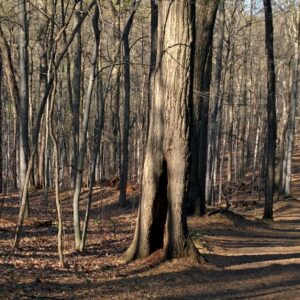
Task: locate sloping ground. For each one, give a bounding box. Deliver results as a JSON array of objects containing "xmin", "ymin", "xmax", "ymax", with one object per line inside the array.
[
  {"xmin": 1, "ymin": 192, "xmax": 300, "ymax": 300},
  {"xmin": 2, "ymin": 197, "xmax": 300, "ymax": 299},
  {"xmin": 0, "ymin": 136, "xmax": 300, "ymax": 299}
]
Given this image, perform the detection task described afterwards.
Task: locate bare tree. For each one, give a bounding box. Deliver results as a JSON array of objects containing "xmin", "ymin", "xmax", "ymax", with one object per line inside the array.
[
  {"xmin": 122, "ymin": 0, "xmax": 202, "ymax": 263},
  {"xmin": 72, "ymin": 3, "xmax": 101, "ymax": 250},
  {"xmin": 206, "ymin": 0, "xmax": 225, "ymax": 205},
  {"xmin": 71, "ymin": 0, "xmax": 82, "ymax": 188},
  {"xmin": 13, "ymin": 0, "xmax": 97, "ymax": 249},
  {"xmin": 280, "ymin": 1, "xmax": 299, "ymax": 198},
  {"xmin": 119, "ymin": 0, "xmax": 137, "ymax": 206},
  {"xmin": 189, "ymin": 0, "xmax": 218, "ymax": 215},
  {"xmin": 263, "ymin": 0, "xmax": 277, "ymax": 219},
  {"xmin": 49, "ymin": 79, "xmax": 65, "ymax": 267}
]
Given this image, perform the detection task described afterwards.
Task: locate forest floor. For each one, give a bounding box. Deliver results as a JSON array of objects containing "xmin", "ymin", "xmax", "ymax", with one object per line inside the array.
[{"xmin": 1, "ymin": 143, "xmax": 300, "ymax": 299}]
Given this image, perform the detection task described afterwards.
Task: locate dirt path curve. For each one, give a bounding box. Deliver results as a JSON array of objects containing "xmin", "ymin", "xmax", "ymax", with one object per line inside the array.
[
  {"xmin": 93, "ymin": 201, "xmax": 300, "ymax": 299},
  {"xmin": 102, "ymin": 134, "xmax": 300, "ymax": 299},
  {"xmin": 185, "ymin": 200, "xmax": 300, "ymax": 299},
  {"xmin": 84, "ymin": 134, "xmax": 300, "ymax": 299},
  {"xmin": 168, "ymin": 133, "xmax": 300, "ymax": 299}
]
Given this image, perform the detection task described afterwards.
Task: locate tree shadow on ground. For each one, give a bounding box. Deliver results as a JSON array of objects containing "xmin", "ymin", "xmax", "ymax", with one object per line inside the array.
[
  {"xmin": 1, "ymin": 262, "xmax": 300, "ymax": 299},
  {"xmin": 205, "ymin": 252, "xmax": 300, "ymax": 268}
]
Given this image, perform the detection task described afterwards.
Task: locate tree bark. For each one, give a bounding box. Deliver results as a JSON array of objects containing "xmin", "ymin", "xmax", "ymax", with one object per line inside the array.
[
  {"xmin": 37, "ymin": 47, "xmax": 48, "ymax": 190},
  {"xmin": 146, "ymin": 0, "xmax": 158, "ymax": 134},
  {"xmin": 207, "ymin": 1, "xmax": 225, "ymax": 206},
  {"xmin": 71, "ymin": 0, "xmax": 82, "ymax": 188},
  {"xmin": 197, "ymin": 43, "xmax": 214, "ymax": 214},
  {"xmin": 80, "ymin": 74, "xmax": 104, "ymax": 250},
  {"xmin": 263, "ymin": 0, "xmax": 277, "ymax": 219},
  {"xmin": 72, "ymin": 3, "xmax": 100, "ymax": 249},
  {"xmin": 119, "ymin": 0, "xmax": 136, "ymax": 206},
  {"xmin": 280, "ymin": 4, "xmax": 299, "ymax": 198},
  {"xmin": 108, "ymin": 1, "xmax": 121, "ymax": 179},
  {"xmin": 49, "ymin": 79, "xmax": 65, "ymax": 268},
  {"xmin": 188, "ymin": 0, "xmax": 218, "ymax": 215},
  {"xmin": 18, "ymin": 0, "xmax": 30, "ymax": 216},
  {"xmin": 121, "ymin": 0, "xmax": 201, "ymax": 263}
]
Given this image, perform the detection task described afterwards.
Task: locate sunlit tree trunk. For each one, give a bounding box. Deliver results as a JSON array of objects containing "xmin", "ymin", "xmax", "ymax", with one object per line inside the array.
[
  {"xmin": 49, "ymin": 79, "xmax": 65, "ymax": 268},
  {"xmin": 122, "ymin": 0, "xmax": 202, "ymax": 263},
  {"xmin": 282, "ymin": 13, "xmax": 299, "ymax": 197},
  {"xmin": 80, "ymin": 4, "xmax": 102, "ymax": 252},
  {"xmin": 72, "ymin": 3, "xmax": 100, "ymax": 249},
  {"xmin": 109, "ymin": 1, "xmax": 121, "ymax": 179}
]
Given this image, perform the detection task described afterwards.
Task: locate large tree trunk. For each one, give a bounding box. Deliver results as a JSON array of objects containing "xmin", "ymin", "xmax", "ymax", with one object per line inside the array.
[
  {"xmin": 49, "ymin": 80, "xmax": 65, "ymax": 268},
  {"xmin": 188, "ymin": 0, "xmax": 218, "ymax": 215},
  {"xmin": 121, "ymin": 0, "xmax": 201, "ymax": 263},
  {"xmin": 263, "ymin": 0, "xmax": 277, "ymax": 219}
]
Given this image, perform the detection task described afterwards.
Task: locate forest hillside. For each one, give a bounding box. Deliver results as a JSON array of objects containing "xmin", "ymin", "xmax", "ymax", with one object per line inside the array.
[
  {"xmin": 0, "ymin": 133, "xmax": 299, "ymax": 299},
  {"xmin": 1, "ymin": 0, "xmax": 300, "ymax": 298}
]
